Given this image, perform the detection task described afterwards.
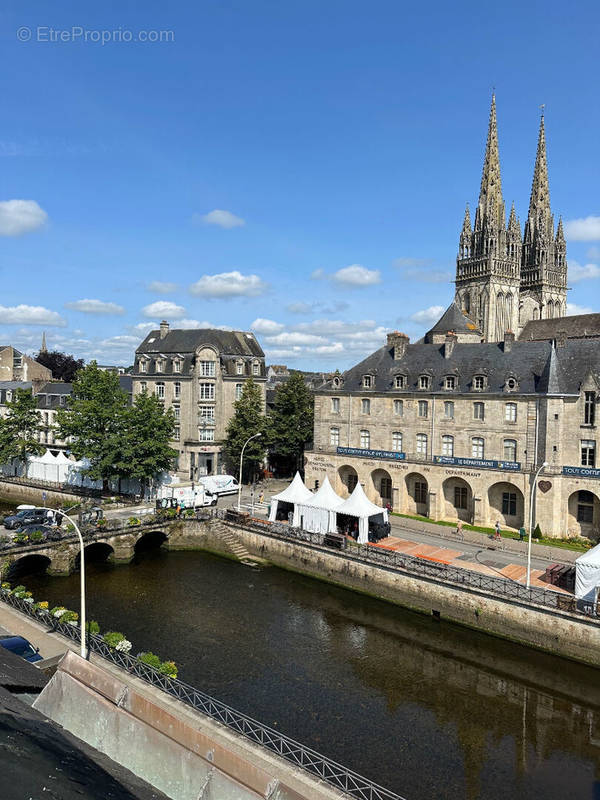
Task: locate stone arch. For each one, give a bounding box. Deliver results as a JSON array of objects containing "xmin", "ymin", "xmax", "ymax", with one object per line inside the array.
[
  {"xmin": 505, "ymin": 292, "xmax": 513, "ymax": 329},
  {"xmin": 488, "ymin": 482, "xmax": 524, "ymax": 529},
  {"xmin": 370, "ymin": 468, "xmax": 392, "ymax": 506},
  {"xmin": 405, "ymin": 472, "xmax": 428, "ymax": 516},
  {"xmin": 6, "ymin": 553, "xmax": 51, "ymax": 580},
  {"xmin": 567, "ymin": 490, "xmax": 600, "ymax": 542},
  {"xmin": 338, "ymin": 465, "xmax": 358, "ymax": 497},
  {"xmin": 134, "ymin": 529, "xmax": 169, "ymax": 553},
  {"xmin": 75, "ymin": 542, "xmax": 114, "ymax": 568},
  {"xmin": 442, "ymin": 476, "xmax": 473, "ymax": 523}
]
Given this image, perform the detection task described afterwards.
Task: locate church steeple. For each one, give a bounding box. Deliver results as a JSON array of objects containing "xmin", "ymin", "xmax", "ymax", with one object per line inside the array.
[
  {"xmin": 524, "ymin": 112, "xmax": 553, "ymax": 243},
  {"xmin": 40, "ymin": 331, "xmax": 47, "ymax": 354},
  {"xmin": 474, "ymin": 94, "xmax": 505, "ymax": 234}
]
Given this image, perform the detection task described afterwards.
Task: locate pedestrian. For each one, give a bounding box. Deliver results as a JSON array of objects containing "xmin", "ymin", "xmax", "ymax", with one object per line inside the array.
[
  {"xmin": 494, "ymin": 520, "xmax": 501, "ymax": 540},
  {"xmin": 456, "ymin": 520, "xmax": 463, "ymax": 539},
  {"xmin": 259, "ymin": 491, "xmax": 264, "ymax": 504},
  {"xmin": 518, "ymin": 525, "xmax": 526, "ymax": 542}
]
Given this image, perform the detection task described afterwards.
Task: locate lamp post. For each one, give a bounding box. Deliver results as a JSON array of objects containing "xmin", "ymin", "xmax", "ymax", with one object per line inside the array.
[
  {"xmin": 526, "ymin": 462, "xmax": 548, "ymax": 589},
  {"xmin": 237, "ymin": 433, "xmax": 262, "ymax": 512}
]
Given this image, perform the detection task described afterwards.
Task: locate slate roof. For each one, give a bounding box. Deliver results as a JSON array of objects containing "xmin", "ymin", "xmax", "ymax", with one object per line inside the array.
[
  {"xmin": 424, "ymin": 301, "xmax": 482, "ymax": 341},
  {"xmin": 520, "ymin": 313, "xmax": 600, "ymax": 341},
  {"xmin": 137, "ymin": 328, "xmax": 264, "ymax": 357},
  {"xmin": 325, "ymin": 337, "xmax": 600, "ymax": 397}
]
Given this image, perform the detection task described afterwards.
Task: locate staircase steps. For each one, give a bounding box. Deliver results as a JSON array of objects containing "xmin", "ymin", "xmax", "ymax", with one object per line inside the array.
[{"xmin": 211, "ymin": 521, "xmax": 257, "ymax": 565}]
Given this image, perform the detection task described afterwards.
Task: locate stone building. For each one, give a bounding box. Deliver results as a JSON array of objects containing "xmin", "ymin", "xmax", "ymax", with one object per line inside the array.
[
  {"xmin": 0, "ymin": 346, "xmax": 51, "ymax": 383},
  {"xmin": 132, "ymin": 321, "xmax": 266, "ymax": 479},
  {"xmin": 455, "ymin": 97, "xmax": 567, "ymax": 340}
]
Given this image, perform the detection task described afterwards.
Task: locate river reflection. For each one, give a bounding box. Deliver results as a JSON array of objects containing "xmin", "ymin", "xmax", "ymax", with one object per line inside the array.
[{"xmin": 23, "ymin": 548, "xmax": 600, "ymax": 800}]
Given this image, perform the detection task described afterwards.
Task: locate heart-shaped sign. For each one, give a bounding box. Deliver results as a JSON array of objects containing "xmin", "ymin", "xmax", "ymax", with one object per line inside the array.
[{"xmin": 538, "ymin": 480, "xmax": 552, "ymax": 494}]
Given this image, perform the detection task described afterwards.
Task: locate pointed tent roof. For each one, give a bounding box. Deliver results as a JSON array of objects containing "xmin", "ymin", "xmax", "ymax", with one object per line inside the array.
[
  {"xmin": 424, "ymin": 301, "xmax": 482, "ymax": 342},
  {"xmin": 303, "ymin": 475, "xmax": 344, "ymax": 511},
  {"xmin": 337, "ymin": 481, "xmax": 386, "ymax": 519},
  {"xmin": 54, "ymin": 451, "xmax": 71, "ymax": 463},
  {"xmin": 475, "ymin": 94, "xmax": 505, "ymax": 232},
  {"xmin": 271, "ymin": 471, "xmax": 313, "ymax": 504}
]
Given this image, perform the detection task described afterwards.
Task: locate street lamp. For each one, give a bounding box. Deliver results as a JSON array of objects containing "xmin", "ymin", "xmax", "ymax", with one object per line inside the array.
[
  {"xmin": 526, "ymin": 462, "xmax": 548, "ymax": 589},
  {"xmin": 237, "ymin": 433, "xmax": 262, "ymax": 512}
]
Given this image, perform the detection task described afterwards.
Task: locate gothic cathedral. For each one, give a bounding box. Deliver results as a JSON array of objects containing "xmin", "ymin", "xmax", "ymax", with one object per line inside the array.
[{"xmin": 455, "ymin": 96, "xmax": 567, "ymax": 341}]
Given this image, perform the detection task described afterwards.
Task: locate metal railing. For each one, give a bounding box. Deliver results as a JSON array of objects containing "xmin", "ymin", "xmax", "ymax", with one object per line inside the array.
[
  {"xmin": 0, "ymin": 589, "xmax": 405, "ymax": 800},
  {"xmin": 216, "ymin": 510, "xmax": 599, "ymax": 619}
]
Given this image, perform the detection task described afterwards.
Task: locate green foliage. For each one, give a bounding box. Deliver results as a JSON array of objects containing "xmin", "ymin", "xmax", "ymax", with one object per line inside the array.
[
  {"xmin": 29, "ymin": 530, "xmax": 44, "ymax": 542},
  {"xmin": 224, "ymin": 378, "xmax": 266, "ymax": 480},
  {"xmin": 0, "ymin": 388, "xmax": 45, "ymax": 467},
  {"xmin": 159, "ymin": 660, "xmax": 178, "ymax": 678},
  {"xmin": 13, "ymin": 533, "xmax": 27, "ymax": 543},
  {"xmin": 138, "ymin": 651, "xmax": 162, "ymax": 670},
  {"xmin": 11, "ymin": 585, "xmax": 26, "ymax": 595},
  {"xmin": 35, "ymin": 349, "xmax": 85, "ymax": 382},
  {"xmin": 127, "ymin": 516, "xmax": 141, "ymax": 526},
  {"xmin": 85, "ymin": 620, "xmax": 100, "ymax": 635},
  {"xmin": 60, "ymin": 610, "xmax": 79, "ymax": 623},
  {"xmin": 267, "ymin": 373, "xmax": 314, "ymax": 474},
  {"xmin": 533, "ymin": 523, "xmax": 543, "ymax": 540},
  {"xmin": 103, "ymin": 631, "xmax": 126, "ymax": 648}
]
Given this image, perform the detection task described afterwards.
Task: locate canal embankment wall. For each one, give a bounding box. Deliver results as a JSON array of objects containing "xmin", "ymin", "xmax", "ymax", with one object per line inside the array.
[
  {"xmin": 167, "ymin": 520, "xmax": 600, "ymax": 668},
  {"xmin": 0, "ymin": 478, "xmax": 82, "ymax": 506}
]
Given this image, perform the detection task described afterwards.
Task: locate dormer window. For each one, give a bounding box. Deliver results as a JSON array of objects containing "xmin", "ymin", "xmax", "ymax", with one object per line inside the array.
[
  {"xmin": 332, "ymin": 376, "xmax": 341, "ymax": 389},
  {"xmin": 236, "ymin": 361, "xmax": 244, "ymax": 376},
  {"xmin": 419, "ymin": 375, "xmax": 430, "ymax": 390},
  {"xmin": 505, "ymin": 376, "xmax": 518, "ymax": 392},
  {"xmin": 363, "ymin": 375, "xmax": 373, "ymax": 389},
  {"xmin": 155, "ymin": 358, "xmax": 165, "ymax": 373},
  {"xmin": 473, "ymin": 375, "xmax": 485, "ymax": 391},
  {"xmin": 444, "ymin": 376, "xmax": 456, "ymax": 391},
  {"xmin": 252, "ymin": 362, "xmax": 260, "ymax": 376},
  {"xmin": 395, "ymin": 375, "xmax": 406, "ymax": 389},
  {"xmin": 173, "ymin": 358, "xmax": 182, "ymax": 374},
  {"xmin": 139, "ymin": 359, "xmax": 148, "ymax": 374}
]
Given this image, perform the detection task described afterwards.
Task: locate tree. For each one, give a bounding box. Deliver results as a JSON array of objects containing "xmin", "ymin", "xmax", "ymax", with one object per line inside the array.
[
  {"xmin": 120, "ymin": 391, "xmax": 177, "ymax": 494},
  {"xmin": 0, "ymin": 389, "xmax": 45, "ymax": 473},
  {"xmin": 224, "ymin": 378, "xmax": 266, "ymax": 481},
  {"xmin": 55, "ymin": 362, "xmax": 129, "ymax": 491},
  {"xmin": 267, "ymin": 373, "xmax": 314, "ymax": 476},
  {"xmin": 35, "ymin": 350, "xmax": 85, "ymax": 382}
]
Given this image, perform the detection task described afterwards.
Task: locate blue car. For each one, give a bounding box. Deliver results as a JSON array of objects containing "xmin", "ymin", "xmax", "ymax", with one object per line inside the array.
[{"xmin": 0, "ymin": 635, "xmax": 42, "ymax": 662}]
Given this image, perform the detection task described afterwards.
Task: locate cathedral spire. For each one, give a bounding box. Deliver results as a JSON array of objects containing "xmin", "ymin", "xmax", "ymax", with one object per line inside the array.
[
  {"xmin": 556, "ymin": 215, "xmax": 565, "ymax": 243},
  {"xmin": 41, "ymin": 331, "xmax": 47, "ymax": 354},
  {"xmin": 475, "ymin": 94, "xmax": 505, "ymax": 232},
  {"xmin": 527, "ymin": 111, "xmax": 551, "ymax": 230},
  {"xmin": 508, "ymin": 202, "xmax": 520, "ymax": 233},
  {"xmin": 461, "ymin": 203, "xmax": 472, "ymax": 234}
]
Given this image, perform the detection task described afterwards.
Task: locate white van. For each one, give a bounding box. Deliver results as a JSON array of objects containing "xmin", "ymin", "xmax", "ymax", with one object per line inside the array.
[
  {"xmin": 198, "ymin": 475, "xmax": 240, "ymax": 496},
  {"xmin": 156, "ymin": 483, "xmax": 217, "ymax": 509}
]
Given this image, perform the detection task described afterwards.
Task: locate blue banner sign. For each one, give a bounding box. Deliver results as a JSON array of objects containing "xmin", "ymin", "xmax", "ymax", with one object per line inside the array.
[
  {"xmin": 563, "ymin": 465, "xmax": 600, "ymax": 479},
  {"xmin": 434, "ymin": 456, "xmax": 521, "ymax": 471},
  {"xmin": 337, "ymin": 447, "xmax": 406, "ymax": 461}
]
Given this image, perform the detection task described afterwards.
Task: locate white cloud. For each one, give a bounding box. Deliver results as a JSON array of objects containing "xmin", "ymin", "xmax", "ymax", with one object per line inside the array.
[
  {"xmin": 564, "ymin": 216, "xmax": 600, "ymax": 241},
  {"xmin": 332, "ymin": 264, "xmax": 381, "ymax": 286},
  {"xmin": 567, "ymin": 302, "xmax": 594, "ymax": 316},
  {"xmin": 0, "ymin": 304, "xmax": 66, "ymax": 326},
  {"xmin": 250, "ymin": 318, "xmax": 285, "ymax": 335},
  {"xmin": 286, "ymin": 302, "xmax": 313, "ymax": 314},
  {"xmin": 264, "ymin": 332, "xmax": 329, "ymax": 347},
  {"xmin": 130, "ymin": 321, "xmax": 158, "ymax": 334},
  {"xmin": 409, "ymin": 305, "xmax": 445, "ymax": 325},
  {"xmin": 295, "ymin": 318, "xmax": 377, "ymax": 336},
  {"xmin": 98, "ymin": 334, "xmax": 140, "ymax": 349},
  {"xmin": 0, "ymin": 199, "xmax": 48, "ymax": 236},
  {"xmin": 141, "ymin": 301, "xmax": 186, "ymax": 319},
  {"xmin": 286, "ymin": 300, "xmax": 349, "ymax": 314},
  {"xmin": 148, "ymin": 281, "xmax": 178, "ymax": 294},
  {"xmin": 178, "ymin": 319, "xmax": 232, "ymax": 330},
  {"xmin": 195, "ymin": 209, "xmax": 245, "ymax": 229},
  {"xmin": 65, "ymin": 298, "xmax": 125, "ymax": 315},
  {"xmin": 568, "ymin": 260, "xmax": 600, "ymax": 282},
  {"xmin": 189, "ymin": 271, "xmax": 267, "ymax": 298}
]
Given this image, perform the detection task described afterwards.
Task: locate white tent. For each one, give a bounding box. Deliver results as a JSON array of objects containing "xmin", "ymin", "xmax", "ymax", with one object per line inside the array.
[
  {"xmin": 268, "ymin": 472, "xmax": 313, "ymax": 526},
  {"xmin": 54, "ymin": 451, "xmax": 72, "ymax": 483},
  {"xmin": 575, "ymin": 543, "xmax": 600, "ymax": 602},
  {"xmin": 296, "ymin": 476, "xmax": 344, "ymax": 534},
  {"xmin": 336, "ymin": 482, "xmax": 388, "ymax": 544},
  {"xmin": 27, "ymin": 450, "xmax": 60, "ymax": 483}
]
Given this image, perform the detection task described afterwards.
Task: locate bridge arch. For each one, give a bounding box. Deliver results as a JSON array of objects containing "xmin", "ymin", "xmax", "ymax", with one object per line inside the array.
[
  {"xmin": 6, "ymin": 553, "xmax": 51, "ymax": 580},
  {"xmin": 134, "ymin": 529, "xmax": 169, "ymax": 553},
  {"xmin": 75, "ymin": 542, "xmax": 115, "ymax": 568}
]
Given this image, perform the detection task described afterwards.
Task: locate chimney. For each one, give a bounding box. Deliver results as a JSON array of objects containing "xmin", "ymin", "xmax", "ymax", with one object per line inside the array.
[
  {"xmin": 444, "ymin": 331, "xmax": 458, "ymax": 358},
  {"xmin": 504, "ymin": 330, "xmax": 515, "ymax": 352},
  {"xmin": 387, "ymin": 331, "xmax": 409, "ymax": 360},
  {"xmin": 160, "ymin": 320, "xmax": 169, "ymax": 340},
  {"xmin": 556, "ymin": 329, "xmax": 567, "ymax": 348}
]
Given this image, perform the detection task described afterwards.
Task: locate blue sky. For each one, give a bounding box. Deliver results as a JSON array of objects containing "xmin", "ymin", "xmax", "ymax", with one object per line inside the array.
[{"xmin": 1, "ymin": 0, "xmax": 598, "ymax": 369}]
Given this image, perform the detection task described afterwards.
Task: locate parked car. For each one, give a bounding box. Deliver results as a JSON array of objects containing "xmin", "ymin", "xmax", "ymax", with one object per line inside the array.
[
  {"xmin": 3, "ymin": 508, "xmax": 54, "ymax": 530},
  {"xmin": 0, "ymin": 635, "xmax": 42, "ymax": 663}
]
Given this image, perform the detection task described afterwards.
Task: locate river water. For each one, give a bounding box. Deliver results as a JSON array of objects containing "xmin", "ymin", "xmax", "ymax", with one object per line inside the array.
[{"xmin": 19, "ymin": 545, "xmax": 600, "ymax": 800}]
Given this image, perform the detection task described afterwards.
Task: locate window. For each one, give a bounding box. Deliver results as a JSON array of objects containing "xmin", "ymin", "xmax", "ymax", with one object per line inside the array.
[
  {"xmin": 414, "ymin": 481, "xmax": 427, "ymax": 504},
  {"xmin": 502, "ymin": 492, "xmax": 517, "ymax": 516},
  {"xmin": 330, "ymin": 427, "xmax": 340, "ymax": 447},
  {"xmin": 173, "ymin": 426, "xmax": 180, "ymax": 441},
  {"xmin": 471, "ymin": 437, "xmax": 484, "ymax": 459},
  {"xmin": 416, "ymin": 433, "xmax": 428, "ymax": 455},
  {"xmin": 473, "ymin": 375, "xmax": 485, "ymax": 391},
  {"xmin": 140, "ymin": 381, "xmax": 147, "ymax": 393},
  {"xmin": 252, "ymin": 362, "xmax": 260, "ymax": 376},
  {"xmin": 361, "ymin": 398, "xmax": 371, "ymax": 415},
  {"xmin": 394, "ymin": 399, "xmax": 403, "ymax": 416},
  {"xmin": 199, "ymin": 428, "xmax": 214, "ymax": 442},
  {"xmin": 347, "ymin": 473, "xmax": 358, "ymax": 492},
  {"xmin": 331, "ymin": 397, "xmax": 340, "ymax": 413},
  {"xmin": 139, "ymin": 360, "xmax": 147, "ymax": 373},
  {"xmin": 585, "ymin": 391, "xmax": 596, "ymax": 425},
  {"xmin": 473, "ymin": 402, "xmax": 485, "ymax": 420},
  {"xmin": 442, "ymin": 435, "xmax": 454, "ymax": 456},
  {"xmin": 419, "ymin": 375, "xmax": 430, "ymax": 390},
  {"xmin": 392, "ymin": 431, "xmax": 403, "ymax": 451},
  {"xmin": 155, "ymin": 359, "xmax": 165, "ymax": 373},
  {"xmin": 418, "ymin": 400, "xmax": 428, "ymax": 418},
  {"xmin": 333, "ymin": 376, "xmax": 341, "ymax": 388},
  {"xmin": 503, "ymin": 439, "xmax": 517, "ymax": 462},
  {"xmin": 60, "ymin": 396, "xmax": 66, "ymax": 406},
  {"xmin": 395, "ymin": 375, "xmax": 405, "ymax": 389},
  {"xmin": 199, "ymin": 405, "xmax": 214, "ymax": 421},
  {"xmin": 155, "ymin": 382, "xmax": 165, "ymax": 400},
  {"xmin": 445, "ymin": 376, "xmax": 456, "ymax": 390},
  {"xmin": 174, "ymin": 381, "xmax": 181, "ymax": 399},
  {"xmin": 363, "ymin": 375, "xmax": 372, "ymax": 389},
  {"xmin": 581, "ymin": 440, "xmax": 596, "ymax": 467},
  {"xmin": 380, "ymin": 477, "xmax": 392, "ymax": 500},
  {"xmin": 235, "ymin": 383, "xmax": 243, "ymax": 400},
  {"xmin": 444, "ymin": 401, "xmax": 454, "ymax": 419},
  {"xmin": 200, "ymin": 361, "xmax": 216, "ymax": 377},
  {"xmin": 360, "ymin": 429, "xmax": 370, "ymax": 448},
  {"xmin": 454, "ymin": 486, "xmax": 467, "ymax": 509},
  {"xmin": 173, "ymin": 405, "xmax": 180, "ymax": 420},
  {"xmin": 577, "ymin": 491, "xmax": 595, "ymax": 523},
  {"xmin": 236, "ymin": 362, "xmax": 244, "ymax": 375},
  {"xmin": 506, "ymin": 377, "xmax": 517, "ymax": 391},
  {"xmin": 505, "ymin": 402, "xmax": 517, "ymax": 422},
  {"xmin": 173, "ymin": 359, "xmax": 182, "ymax": 373},
  {"xmin": 199, "ymin": 382, "xmax": 215, "ymax": 401}
]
